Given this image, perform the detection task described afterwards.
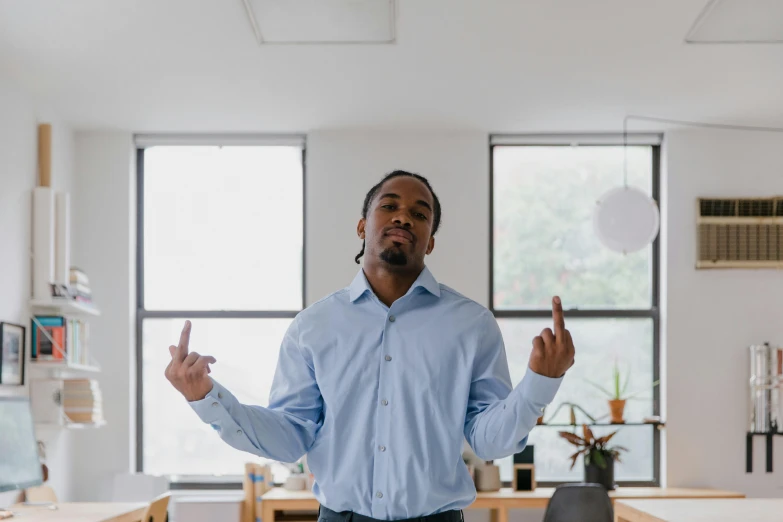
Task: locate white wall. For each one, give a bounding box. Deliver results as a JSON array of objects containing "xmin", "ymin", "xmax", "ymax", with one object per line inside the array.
[
  {"xmin": 664, "ymin": 130, "xmax": 783, "ymax": 497},
  {"xmin": 306, "ymin": 131, "xmax": 489, "ymax": 305},
  {"xmin": 69, "ymin": 132, "xmax": 137, "ymax": 501},
  {"xmin": 0, "ymin": 75, "xmax": 76, "ymax": 504}
]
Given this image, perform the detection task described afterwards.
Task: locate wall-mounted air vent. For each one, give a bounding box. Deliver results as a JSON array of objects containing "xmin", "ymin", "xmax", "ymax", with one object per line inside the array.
[{"xmin": 697, "ymin": 197, "xmax": 783, "ymax": 269}]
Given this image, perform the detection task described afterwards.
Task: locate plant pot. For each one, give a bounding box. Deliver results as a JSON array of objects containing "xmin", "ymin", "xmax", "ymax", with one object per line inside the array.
[
  {"xmin": 608, "ymin": 399, "xmax": 626, "ymax": 424},
  {"xmin": 584, "ymin": 453, "xmax": 615, "ymax": 490}
]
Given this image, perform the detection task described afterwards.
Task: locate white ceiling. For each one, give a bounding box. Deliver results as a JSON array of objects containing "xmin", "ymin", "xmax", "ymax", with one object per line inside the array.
[
  {"xmin": 686, "ymin": 0, "xmax": 783, "ymax": 43},
  {"xmin": 1, "ymin": 0, "xmax": 782, "ymax": 132}
]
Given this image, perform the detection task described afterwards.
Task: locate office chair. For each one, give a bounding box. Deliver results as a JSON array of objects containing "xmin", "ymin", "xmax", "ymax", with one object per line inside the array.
[{"xmin": 542, "ymin": 483, "xmax": 613, "ymax": 522}]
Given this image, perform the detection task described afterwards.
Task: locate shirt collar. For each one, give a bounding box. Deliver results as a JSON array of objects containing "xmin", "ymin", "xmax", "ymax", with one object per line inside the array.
[{"xmin": 349, "ymin": 266, "xmax": 441, "ymax": 303}]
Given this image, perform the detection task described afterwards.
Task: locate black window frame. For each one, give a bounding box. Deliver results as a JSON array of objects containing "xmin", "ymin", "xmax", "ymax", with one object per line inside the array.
[
  {"xmin": 489, "ymin": 137, "xmax": 661, "ymax": 488},
  {"xmin": 134, "ymin": 140, "xmax": 307, "ymax": 488}
]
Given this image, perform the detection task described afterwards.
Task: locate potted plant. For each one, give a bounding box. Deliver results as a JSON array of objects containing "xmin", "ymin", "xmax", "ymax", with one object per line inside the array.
[
  {"xmin": 559, "ymin": 425, "xmax": 627, "ymax": 490},
  {"xmin": 587, "ymin": 361, "xmax": 658, "ymax": 424}
]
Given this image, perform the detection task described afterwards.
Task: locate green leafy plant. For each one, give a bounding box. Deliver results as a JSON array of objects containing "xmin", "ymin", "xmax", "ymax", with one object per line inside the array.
[
  {"xmin": 541, "ymin": 401, "xmax": 596, "ymax": 425},
  {"xmin": 586, "ymin": 361, "xmax": 658, "ymax": 401},
  {"xmin": 558, "ymin": 425, "xmax": 628, "ymax": 470}
]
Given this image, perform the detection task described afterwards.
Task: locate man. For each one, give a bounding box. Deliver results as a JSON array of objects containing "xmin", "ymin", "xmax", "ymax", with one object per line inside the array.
[{"xmin": 165, "ymin": 170, "xmax": 575, "ymax": 522}]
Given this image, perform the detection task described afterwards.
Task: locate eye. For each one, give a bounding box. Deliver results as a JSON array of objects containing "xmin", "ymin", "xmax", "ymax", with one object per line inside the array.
[
  {"xmin": 381, "ymin": 204, "xmax": 396, "ymax": 210},
  {"xmin": 415, "ymin": 213, "xmax": 427, "ymax": 220}
]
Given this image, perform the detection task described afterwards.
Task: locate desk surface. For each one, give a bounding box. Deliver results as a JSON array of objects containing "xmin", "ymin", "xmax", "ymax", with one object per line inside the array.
[
  {"xmin": 614, "ymin": 499, "xmax": 783, "ymax": 522},
  {"xmin": 8, "ymin": 502, "xmax": 147, "ymax": 522},
  {"xmin": 261, "ymin": 486, "xmax": 745, "ymax": 504}
]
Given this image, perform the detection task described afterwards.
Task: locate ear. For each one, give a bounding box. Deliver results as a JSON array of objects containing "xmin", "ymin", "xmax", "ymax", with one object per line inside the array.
[
  {"xmin": 357, "ymin": 218, "xmax": 366, "ymax": 240},
  {"xmin": 425, "ymin": 236, "xmax": 435, "ymax": 255}
]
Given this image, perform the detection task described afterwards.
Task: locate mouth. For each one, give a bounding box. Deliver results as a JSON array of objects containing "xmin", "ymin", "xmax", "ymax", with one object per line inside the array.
[{"xmin": 385, "ymin": 228, "xmax": 414, "ymax": 244}]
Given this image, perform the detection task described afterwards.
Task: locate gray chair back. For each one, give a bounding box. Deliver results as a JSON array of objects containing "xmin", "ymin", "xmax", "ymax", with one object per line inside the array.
[{"xmin": 542, "ymin": 483, "xmax": 613, "ymax": 522}]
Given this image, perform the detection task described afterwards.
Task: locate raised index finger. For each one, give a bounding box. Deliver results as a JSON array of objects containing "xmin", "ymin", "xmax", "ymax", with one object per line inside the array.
[
  {"xmin": 176, "ymin": 320, "xmax": 192, "ymax": 361},
  {"xmin": 552, "ymin": 296, "xmax": 566, "ymax": 338}
]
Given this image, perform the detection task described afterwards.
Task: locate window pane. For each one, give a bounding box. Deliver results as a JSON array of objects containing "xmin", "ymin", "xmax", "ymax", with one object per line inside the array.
[
  {"xmin": 496, "ymin": 317, "xmax": 655, "ymax": 482},
  {"xmin": 493, "ymin": 146, "xmax": 653, "ymax": 310},
  {"xmin": 499, "ymin": 318, "xmax": 655, "ymax": 422},
  {"xmin": 497, "ymin": 425, "xmax": 654, "ymax": 483},
  {"xmin": 142, "ymin": 317, "xmax": 292, "ymax": 479},
  {"xmin": 143, "ymin": 146, "xmax": 303, "ymax": 311}
]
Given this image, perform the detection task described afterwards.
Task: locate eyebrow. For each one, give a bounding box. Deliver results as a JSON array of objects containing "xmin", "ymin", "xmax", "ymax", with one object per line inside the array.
[{"xmin": 378, "ymin": 193, "xmax": 433, "ymax": 212}]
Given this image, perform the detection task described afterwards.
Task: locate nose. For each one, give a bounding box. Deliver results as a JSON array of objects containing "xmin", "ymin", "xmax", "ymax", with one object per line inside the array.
[{"xmin": 392, "ymin": 209, "xmax": 413, "ymax": 228}]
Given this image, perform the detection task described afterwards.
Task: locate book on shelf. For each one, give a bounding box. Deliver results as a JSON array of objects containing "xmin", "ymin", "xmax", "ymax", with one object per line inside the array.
[
  {"xmin": 63, "ymin": 378, "xmax": 104, "ymax": 423},
  {"xmin": 30, "ymin": 377, "xmax": 105, "ymax": 425},
  {"xmin": 31, "ymin": 315, "xmax": 91, "ymax": 365},
  {"xmin": 68, "ymin": 267, "xmax": 92, "ymax": 303},
  {"xmin": 69, "ymin": 267, "xmax": 89, "ymax": 287},
  {"xmin": 31, "ymin": 316, "xmax": 65, "ymax": 360}
]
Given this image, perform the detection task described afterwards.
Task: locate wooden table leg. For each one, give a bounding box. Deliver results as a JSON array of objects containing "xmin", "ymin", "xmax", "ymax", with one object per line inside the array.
[
  {"xmin": 613, "ymin": 504, "xmax": 634, "ymax": 522},
  {"xmin": 488, "ymin": 508, "xmax": 498, "ymax": 522},
  {"xmin": 497, "ymin": 507, "xmax": 508, "ymax": 522},
  {"xmin": 262, "ymin": 501, "xmax": 275, "ymax": 522}
]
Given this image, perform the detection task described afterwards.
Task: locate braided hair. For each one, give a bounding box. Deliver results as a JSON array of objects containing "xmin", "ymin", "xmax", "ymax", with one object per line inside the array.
[{"xmin": 355, "ymin": 170, "xmax": 442, "ymax": 264}]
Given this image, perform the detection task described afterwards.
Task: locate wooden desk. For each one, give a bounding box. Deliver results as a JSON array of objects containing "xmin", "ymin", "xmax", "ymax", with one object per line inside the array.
[
  {"xmin": 614, "ymin": 499, "xmax": 783, "ymax": 522},
  {"xmin": 8, "ymin": 502, "xmax": 147, "ymax": 522},
  {"xmin": 261, "ymin": 487, "xmax": 745, "ymax": 522}
]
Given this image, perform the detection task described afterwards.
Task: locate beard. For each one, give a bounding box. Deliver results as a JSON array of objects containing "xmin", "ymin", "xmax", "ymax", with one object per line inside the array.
[{"xmin": 379, "ymin": 245, "xmax": 408, "ymax": 266}]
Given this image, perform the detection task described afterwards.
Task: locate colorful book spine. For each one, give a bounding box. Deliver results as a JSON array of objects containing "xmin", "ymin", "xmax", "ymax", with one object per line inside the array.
[{"xmin": 31, "ymin": 315, "xmax": 65, "ymax": 360}]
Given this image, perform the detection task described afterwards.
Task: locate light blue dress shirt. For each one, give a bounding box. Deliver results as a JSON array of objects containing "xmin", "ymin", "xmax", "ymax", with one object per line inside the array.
[{"xmin": 189, "ymin": 267, "xmax": 562, "ymax": 520}]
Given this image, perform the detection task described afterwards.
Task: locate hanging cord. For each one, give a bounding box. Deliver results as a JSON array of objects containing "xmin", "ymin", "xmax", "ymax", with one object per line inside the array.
[
  {"xmin": 624, "ymin": 115, "xmax": 783, "ymax": 134},
  {"xmin": 623, "ymin": 117, "xmax": 629, "ymax": 188},
  {"xmin": 622, "ymin": 115, "xmax": 783, "ymax": 189}
]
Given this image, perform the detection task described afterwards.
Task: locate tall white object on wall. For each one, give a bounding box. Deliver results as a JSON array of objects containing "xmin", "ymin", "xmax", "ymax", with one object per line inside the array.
[
  {"xmin": 55, "ymin": 192, "xmax": 71, "ymax": 286},
  {"xmin": 33, "ymin": 186, "xmax": 55, "ymax": 300}
]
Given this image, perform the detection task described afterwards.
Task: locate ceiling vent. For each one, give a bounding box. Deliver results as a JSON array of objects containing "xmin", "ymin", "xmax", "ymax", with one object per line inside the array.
[
  {"xmin": 697, "ymin": 197, "xmax": 783, "ymax": 268},
  {"xmin": 241, "ymin": 0, "xmax": 396, "ymax": 45},
  {"xmin": 686, "ymin": 0, "xmax": 783, "ymax": 44}
]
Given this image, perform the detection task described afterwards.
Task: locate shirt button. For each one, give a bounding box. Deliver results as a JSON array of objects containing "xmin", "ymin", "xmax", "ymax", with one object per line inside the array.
[
  {"xmin": 381, "ymin": 399, "xmax": 388, "ymax": 406},
  {"xmin": 389, "ymin": 315, "xmax": 396, "ymax": 322},
  {"xmin": 379, "ymin": 445, "xmax": 386, "ymax": 452},
  {"xmin": 376, "ymin": 492, "xmax": 383, "ymax": 499},
  {"xmin": 237, "ymin": 429, "xmax": 243, "ymax": 435},
  {"xmin": 385, "ymin": 355, "xmax": 392, "ymax": 362},
  {"xmin": 211, "ymin": 402, "xmax": 219, "ymax": 408}
]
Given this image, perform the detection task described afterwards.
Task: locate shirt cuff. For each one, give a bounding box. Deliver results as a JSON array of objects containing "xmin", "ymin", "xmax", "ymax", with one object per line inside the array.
[
  {"xmin": 187, "ymin": 378, "xmax": 227, "ymax": 424},
  {"xmin": 514, "ymin": 368, "xmax": 563, "ymax": 407}
]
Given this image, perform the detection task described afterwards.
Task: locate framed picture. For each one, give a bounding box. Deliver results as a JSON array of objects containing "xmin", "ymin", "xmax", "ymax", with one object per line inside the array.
[{"xmin": 0, "ymin": 322, "xmax": 26, "ymax": 386}]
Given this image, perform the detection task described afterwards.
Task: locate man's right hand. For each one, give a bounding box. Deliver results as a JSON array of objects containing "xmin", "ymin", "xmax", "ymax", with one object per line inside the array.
[{"xmin": 164, "ymin": 320, "xmax": 216, "ymax": 402}]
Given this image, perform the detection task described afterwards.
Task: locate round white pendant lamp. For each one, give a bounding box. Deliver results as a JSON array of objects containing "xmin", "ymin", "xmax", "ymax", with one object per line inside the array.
[{"xmin": 593, "ymin": 186, "xmax": 660, "ymax": 254}]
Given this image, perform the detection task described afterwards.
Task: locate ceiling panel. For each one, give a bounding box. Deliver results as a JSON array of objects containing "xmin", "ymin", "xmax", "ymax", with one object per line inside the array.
[{"xmin": 246, "ymin": 0, "xmax": 395, "ymax": 44}]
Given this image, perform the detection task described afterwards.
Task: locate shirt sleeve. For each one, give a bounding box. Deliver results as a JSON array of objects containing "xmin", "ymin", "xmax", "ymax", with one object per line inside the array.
[
  {"xmin": 188, "ymin": 317, "xmax": 323, "ymax": 463},
  {"xmin": 463, "ymin": 312, "xmax": 563, "ymax": 461}
]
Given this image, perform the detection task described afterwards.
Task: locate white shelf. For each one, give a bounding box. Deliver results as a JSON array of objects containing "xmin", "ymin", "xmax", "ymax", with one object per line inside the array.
[
  {"xmin": 37, "ymin": 420, "xmax": 106, "ymax": 430},
  {"xmin": 30, "ymin": 298, "xmax": 101, "ymax": 316},
  {"xmin": 29, "ymin": 361, "xmax": 101, "ymax": 373}
]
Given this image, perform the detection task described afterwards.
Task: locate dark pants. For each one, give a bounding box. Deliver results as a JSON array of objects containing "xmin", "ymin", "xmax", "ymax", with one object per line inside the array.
[{"xmin": 319, "ymin": 505, "xmax": 463, "ymax": 522}]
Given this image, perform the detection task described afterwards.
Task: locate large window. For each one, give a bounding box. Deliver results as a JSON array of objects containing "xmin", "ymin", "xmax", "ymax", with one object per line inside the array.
[
  {"xmin": 136, "ymin": 138, "xmax": 304, "ymax": 483},
  {"xmin": 490, "ymin": 136, "xmax": 660, "ymax": 486}
]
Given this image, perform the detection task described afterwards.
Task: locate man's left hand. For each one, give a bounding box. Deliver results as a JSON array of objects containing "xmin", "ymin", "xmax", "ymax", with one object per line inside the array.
[{"xmin": 528, "ymin": 296, "xmax": 575, "ymax": 378}]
